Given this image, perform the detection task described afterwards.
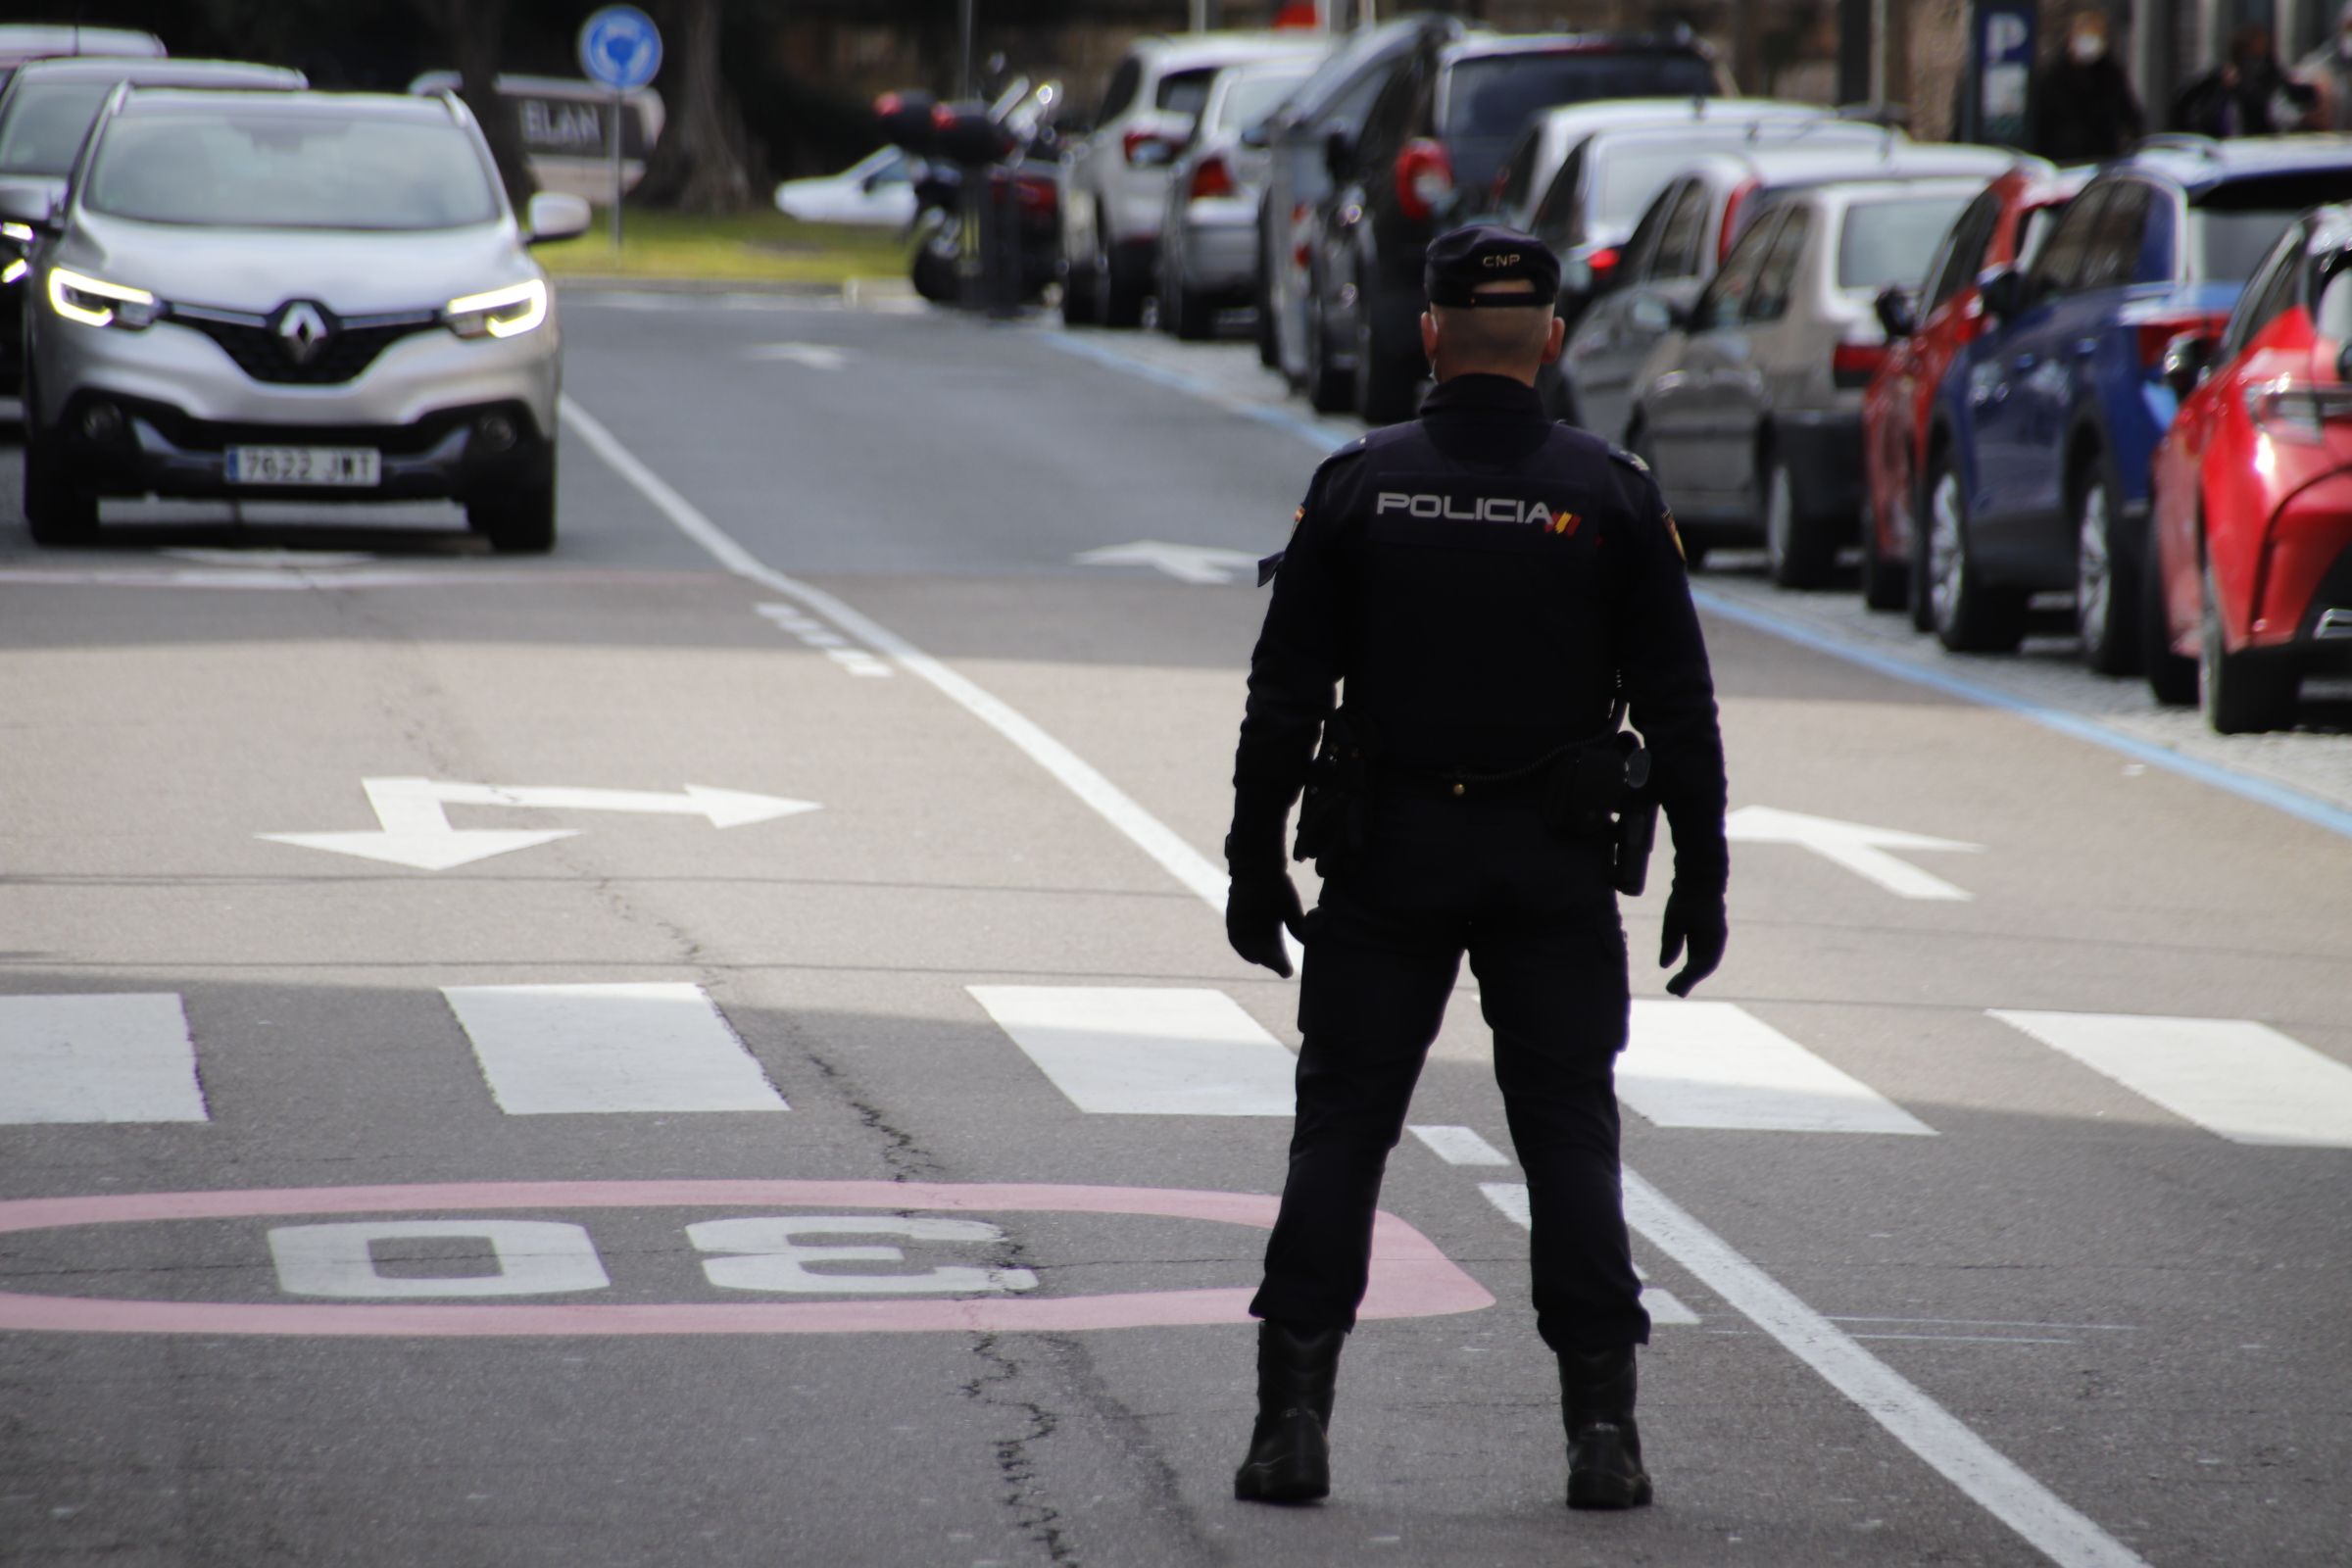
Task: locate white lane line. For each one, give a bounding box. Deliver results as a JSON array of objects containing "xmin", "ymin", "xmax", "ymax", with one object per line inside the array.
[
  {"xmin": 1620, "ymin": 1001, "xmax": 1936, "ymax": 1136},
  {"xmin": 967, "ymin": 986, "xmax": 1296, "ymax": 1116},
  {"xmin": 755, "ymin": 601, "xmax": 895, "ymax": 678},
  {"xmin": 1989, "ymin": 1010, "xmax": 2352, "ymax": 1148},
  {"xmin": 441, "ymin": 982, "xmax": 787, "ymax": 1115},
  {"xmin": 1408, "ymin": 1123, "xmax": 1511, "ymax": 1165},
  {"xmin": 564, "ymin": 395, "xmax": 2149, "ymax": 1568},
  {"xmin": 1477, "ymin": 1182, "xmax": 1699, "ymax": 1327},
  {"xmin": 1625, "ymin": 1170, "xmax": 2147, "ymax": 1568},
  {"xmin": 0, "ymin": 994, "xmax": 207, "ymax": 1124}
]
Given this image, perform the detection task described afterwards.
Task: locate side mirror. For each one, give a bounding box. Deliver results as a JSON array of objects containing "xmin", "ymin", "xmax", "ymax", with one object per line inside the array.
[
  {"xmin": 525, "ymin": 191, "xmax": 592, "ymax": 245},
  {"xmin": 0, "ymin": 176, "xmax": 67, "ymax": 230},
  {"xmin": 1323, "ymin": 125, "xmax": 1355, "ymax": 182},
  {"xmin": 2160, "ymin": 332, "xmax": 2217, "ymax": 399},
  {"xmin": 1875, "ymin": 285, "xmax": 1918, "ymax": 339},
  {"xmin": 1977, "ymin": 265, "xmax": 2026, "ymax": 322}
]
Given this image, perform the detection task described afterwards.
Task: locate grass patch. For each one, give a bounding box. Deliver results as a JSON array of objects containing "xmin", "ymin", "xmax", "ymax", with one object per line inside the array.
[{"xmin": 537, "ymin": 205, "xmax": 906, "ymax": 285}]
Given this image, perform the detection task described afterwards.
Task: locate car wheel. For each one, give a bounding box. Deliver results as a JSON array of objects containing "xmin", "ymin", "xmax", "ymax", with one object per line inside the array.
[
  {"xmin": 2199, "ymin": 556, "xmax": 2296, "ymax": 733},
  {"xmin": 2141, "ymin": 531, "xmax": 2196, "ymax": 706},
  {"xmin": 1303, "ymin": 270, "xmax": 1351, "ymax": 415},
  {"xmin": 1762, "ymin": 454, "xmax": 1833, "ymax": 589},
  {"xmin": 1925, "ymin": 452, "xmax": 2026, "ymax": 653},
  {"xmin": 1170, "ymin": 285, "xmax": 1217, "ymax": 341},
  {"xmin": 2073, "ymin": 467, "xmax": 2141, "ymax": 676},
  {"xmin": 1860, "ymin": 472, "xmax": 1909, "ymax": 612},
  {"xmin": 468, "ymin": 466, "xmax": 558, "ymax": 555},
  {"xmin": 22, "ymin": 410, "xmax": 97, "ymax": 547},
  {"xmin": 1352, "ymin": 282, "xmax": 1419, "ymax": 425},
  {"xmin": 1099, "ymin": 212, "xmax": 1145, "ymax": 329},
  {"xmin": 1058, "ymin": 244, "xmax": 1101, "ymax": 326}
]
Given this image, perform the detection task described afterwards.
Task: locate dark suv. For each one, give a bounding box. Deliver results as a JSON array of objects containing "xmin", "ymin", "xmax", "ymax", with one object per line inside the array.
[
  {"xmin": 1920, "ymin": 136, "xmax": 2352, "ymax": 667},
  {"xmin": 1303, "ymin": 29, "xmax": 1726, "ymax": 423}
]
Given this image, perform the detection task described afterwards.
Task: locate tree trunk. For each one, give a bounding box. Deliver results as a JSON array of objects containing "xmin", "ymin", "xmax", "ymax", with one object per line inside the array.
[
  {"xmin": 634, "ymin": 0, "xmax": 757, "ymax": 215},
  {"xmin": 412, "ymin": 0, "xmax": 538, "ymax": 212}
]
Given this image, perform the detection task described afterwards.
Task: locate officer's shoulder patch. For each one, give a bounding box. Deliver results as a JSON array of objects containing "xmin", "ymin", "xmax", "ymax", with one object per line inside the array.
[{"xmin": 1606, "ymin": 444, "xmax": 1650, "ymax": 475}]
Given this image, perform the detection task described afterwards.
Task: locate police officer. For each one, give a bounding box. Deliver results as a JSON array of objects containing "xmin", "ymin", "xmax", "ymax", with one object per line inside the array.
[{"xmin": 1223, "ymin": 224, "xmax": 1728, "ymax": 1512}]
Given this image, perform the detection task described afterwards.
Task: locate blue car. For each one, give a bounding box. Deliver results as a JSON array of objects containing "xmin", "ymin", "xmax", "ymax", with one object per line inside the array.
[{"xmin": 1916, "ymin": 135, "xmax": 2352, "ymax": 668}]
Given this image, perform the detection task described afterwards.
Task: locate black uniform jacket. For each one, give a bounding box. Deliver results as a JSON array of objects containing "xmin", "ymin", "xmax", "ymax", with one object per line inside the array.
[{"xmin": 1233, "ymin": 372, "xmax": 1729, "ymax": 894}]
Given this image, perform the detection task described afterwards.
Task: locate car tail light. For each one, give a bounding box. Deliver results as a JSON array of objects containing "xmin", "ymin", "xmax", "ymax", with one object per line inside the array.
[
  {"xmin": 2244, "ymin": 376, "xmax": 2352, "ymax": 444},
  {"xmin": 1832, "ymin": 339, "xmax": 1888, "ymax": 388},
  {"xmin": 1123, "ymin": 126, "xmax": 1176, "ymax": 165},
  {"xmin": 2135, "ymin": 313, "xmax": 2230, "ymax": 370},
  {"xmin": 1012, "ymin": 172, "xmax": 1055, "ymax": 214},
  {"xmin": 1394, "ymin": 138, "xmax": 1453, "ymax": 222},
  {"xmin": 1188, "ymin": 155, "xmax": 1236, "ymax": 201},
  {"xmin": 1719, "ymin": 179, "xmax": 1758, "ymax": 263},
  {"xmin": 1588, "ymin": 246, "xmax": 1621, "ymax": 282}
]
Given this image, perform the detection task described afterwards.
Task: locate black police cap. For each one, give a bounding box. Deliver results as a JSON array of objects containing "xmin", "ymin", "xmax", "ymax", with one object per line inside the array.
[{"xmin": 1424, "ymin": 223, "xmax": 1561, "ymax": 309}]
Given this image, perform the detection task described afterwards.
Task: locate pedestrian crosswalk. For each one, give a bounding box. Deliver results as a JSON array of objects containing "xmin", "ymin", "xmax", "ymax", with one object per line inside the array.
[{"xmin": 3, "ymin": 986, "xmax": 2347, "ymax": 1154}]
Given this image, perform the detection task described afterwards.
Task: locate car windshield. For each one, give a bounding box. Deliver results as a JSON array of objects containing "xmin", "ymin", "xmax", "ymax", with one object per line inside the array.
[
  {"xmin": 1444, "ymin": 52, "xmax": 1714, "ymax": 143},
  {"xmin": 84, "ymin": 110, "xmax": 500, "ymax": 229},
  {"xmin": 1217, "ymin": 69, "xmax": 1308, "ymax": 133},
  {"xmin": 0, "ymin": 81, "xmax": 121, "ymax": 173},
  {"xmin": 1838, "ymin": 193, "xmax": 1972, "ymax": 289}
]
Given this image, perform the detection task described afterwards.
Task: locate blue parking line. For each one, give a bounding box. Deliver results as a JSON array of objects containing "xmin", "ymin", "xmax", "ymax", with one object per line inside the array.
[
  {"xmin": 1692, "ymin": 589, "xmax": 2352, "ymax": 842},
  {"xmin": 1042, "ymin": 324, "xmax": 2352, "ymax": 844}
]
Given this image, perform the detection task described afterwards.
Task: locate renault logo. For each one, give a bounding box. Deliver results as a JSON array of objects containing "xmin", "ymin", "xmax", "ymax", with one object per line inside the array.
[{"xmin": 272, "ymin": 302, "xmax": 332, "ymax": 366}]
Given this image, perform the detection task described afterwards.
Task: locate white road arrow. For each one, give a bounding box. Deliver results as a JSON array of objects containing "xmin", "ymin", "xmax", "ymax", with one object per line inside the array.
[
  {"xmin": 1724, "ymin": 806, "xmax": 1983, "ymax": 902},
  {"xmin": 1074, "ymin": 540, "xmax": 1262, "ymax": 586},
  {"xmin": 259, "ymin": 777, "xmax": 822, "ymax": 870},
  {"xmin": 743, "ymin": 342, "xmax": 848, "ymax": 369}
]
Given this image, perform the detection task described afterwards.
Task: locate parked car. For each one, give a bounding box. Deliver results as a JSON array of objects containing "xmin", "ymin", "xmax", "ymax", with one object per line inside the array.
[
  {"xmin": 1488, "ymin": 97, "xmax": 1829, "ymax": 232},
  {"xmin": 3, "ymin": 88, "xmax": 590, "ymax": 551},
  {"xmin": 1306, "ymin": 28, "xmax": 1729, "ymax": 422},
  {"xmin": 1255, "ymin": 13, "xmax": 1463, "ymax": 388},
  {"xmin": 0, "ymin": 56, "xmax": 307, "ymax": 395},
  {"xmin": 1628, "ymin": 173, "xmax": 1995, "ymax": 585},
  {"xmin": 1563, "ymin": 138, "xmax": 2020, "ymax": 459},
  {"xmin": 1058, "ymin": 30, "xmax": 1319, "ymax": 328},
  {"xmin": 1918, "ymin": 136, "xmax": 2352, "ymax": 665},
  {"xmin": 1505, "ymin": 99, "xmax": 1872, "ymax": 326},
  {"xmin": 1859, "ymin": 164, "xmax": 2082, "ymax": 617},
  {"xmin": 1155, "ymin": 53, "xmax": 1322, "ymax": 339},
  {"xmin": 774, "ymin": 144, "xmax": 917, "ymax": 227},
  {"xmin": 0, "ymin": 24, "xmax": 163, "ymax": 82},
  {"xmin": 2145, "ymin": 206, "xmax": 2352, "ymax": 731}
]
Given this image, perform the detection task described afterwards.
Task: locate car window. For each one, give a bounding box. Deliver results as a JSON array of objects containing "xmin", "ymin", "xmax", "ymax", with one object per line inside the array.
[
  {"xmin": 1155, "ymin": 67, "xmax": 1220, "ymax": 122},
  {"xmin": 1532, "ymin": 142, "xmax": 1585, "ymax": 248},
  {"xmin": 1218, "ymin": 69, "xmax": 1309, "ymax": 133},
  {"xmin": 1284, "ymin": 18, "xmax": 1421, "ymax": 128},
  {"xmin": 2315, "ymin": 253, "xmax": 2352, "ymax": 344},
  {"xmin": 1838, "ymin": 193, "xmax": 1972, "ymax": 292},
  {"xmin": 1318, "ymin": 50, "xmax": 1399, "ymax": 134},
  {"xmin": 1653, "ymin": 179, "xmax": 1711, "ymax": 279},
  {"xmin": 2013, "ymin": 197, "xmax": 2070, "ymax": 270},
  {"xmin": 2078, "ymin": 179, "xmax": 2151, "ymax": 290},
  {"xmin": 2223, "ymin": 227, "xmax": 2306, "ymax": 357},
  {"xmin": 1440, "ymin": 50, "xmax": 1714, "ymax": 142},
  {"xmin": 1693, "ymin": 205, "xmax": 1779, "ymax": 329},
  {"xmin": 2029, "ymin": 183, "xmax": 2106, "ymax": 295},
  {"xmin": 0, "ymin": 80, "xmax": 119, "ymax": 173},
  {"xmin": 1924, "ymin": 189, "xmax": 1998, "ymax": 307},
  {"xmin": 1616, "ymin": 187, "xmax": 1673, "ymax": 282},
  {"xmin": 1099, "ymin": 57, "xmax": 1143, "ymax": 124},
  {"xmin": 1494, "ymin": 127, "xmax": 1542, "ymax": 219},
  {"xmin": 1746, "ymin": 204, "xmax": 1812, "ymax": 323},
  {"xmin": 85, "ymin": 111, "xmax": 501, "ymax": 229},
  {"xmin": 1356, "ymin": 52, "xmax": 1423, "ymax": 163}
]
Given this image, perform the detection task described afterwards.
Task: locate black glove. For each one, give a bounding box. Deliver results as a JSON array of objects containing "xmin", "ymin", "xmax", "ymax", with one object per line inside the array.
[
  {"xmin": 1226, "ymin": 871, "xmax": 1307, "ymax": 979},
  {"xmin": 1658, "ymin": 888, "xmax": 1727, "ymax": 998}
]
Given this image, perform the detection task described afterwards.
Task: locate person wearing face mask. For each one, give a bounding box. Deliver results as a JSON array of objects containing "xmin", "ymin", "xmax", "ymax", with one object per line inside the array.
[
  {"xmin": 2295, "ymin": 1, "xmax": 2352, "ymax": 130},
  {"xmin": 2174, "ymin": 24, "xmax": 2318, "ymax": 135},
  {"xmin": 2031, "ymin": 7, "xmax": 2145, "ymax": 162}
]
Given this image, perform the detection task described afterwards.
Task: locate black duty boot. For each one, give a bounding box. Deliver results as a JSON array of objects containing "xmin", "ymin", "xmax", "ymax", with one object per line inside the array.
[
  {"xmin": 1561, "ymin": 1346, "xmax": 1651, "ymax": 1510},
  {"xmin": 1233, "ymin": 1320, "xmax": 1346, "ymax": 1503}
]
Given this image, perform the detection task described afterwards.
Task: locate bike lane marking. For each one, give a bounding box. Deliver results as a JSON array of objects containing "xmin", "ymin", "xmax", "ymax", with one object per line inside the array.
[
  {"xmin": 0, "ymin": 1180, "xmax": 1489, "ymax": 1336},
  {"xmin": 559, "ymin": 392, "xmax": 2152, "ymax": 1568}
]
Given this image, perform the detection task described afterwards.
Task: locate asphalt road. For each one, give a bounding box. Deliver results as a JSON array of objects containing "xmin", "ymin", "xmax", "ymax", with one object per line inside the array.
[{"xmin": 2, "ymin": 290, "xmax": 2347, "ymax": 1568}]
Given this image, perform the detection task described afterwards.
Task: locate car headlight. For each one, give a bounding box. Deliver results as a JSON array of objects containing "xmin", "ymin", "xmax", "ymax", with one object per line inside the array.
[
  {"xmin": 1, "ymin": 221, "xmax": 32, "ymax": 244},
  {"xmin": 444, "ymin": 278, "xmax": 548, "ymax": 339},
  {"xmin": 48, "ymin": 266, "xmax": 160, "ymax": 329}
]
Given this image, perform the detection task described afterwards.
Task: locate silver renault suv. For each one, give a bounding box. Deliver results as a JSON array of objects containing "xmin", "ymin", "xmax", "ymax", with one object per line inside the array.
[{"xmin": 3, "ymin": 87, "xmax": 589, "ymax": 550}]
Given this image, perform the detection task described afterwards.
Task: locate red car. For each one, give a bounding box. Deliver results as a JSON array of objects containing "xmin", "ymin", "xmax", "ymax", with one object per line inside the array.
[
  {"xmin": 2146, "ymin": 207, "xmax": 2352, "ymax": 733},
  {"xmin": 1859, "ymin": 165, "xmax": 2082, "ymax": 618}
]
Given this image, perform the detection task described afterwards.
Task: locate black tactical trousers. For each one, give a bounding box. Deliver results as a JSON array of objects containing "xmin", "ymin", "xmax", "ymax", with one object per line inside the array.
[{"xmin": 1249, "ymin": 785, "xmax": 1650, "ymax": 1354}]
